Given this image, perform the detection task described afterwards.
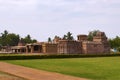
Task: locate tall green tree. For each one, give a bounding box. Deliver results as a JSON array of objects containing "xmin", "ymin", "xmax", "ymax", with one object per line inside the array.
[
  {"xmin": 0, "ymin": 30, "xmax": 20, "ymax": 46},
  {"xmin": 109, "ymin": 36, "xmax": 120, "ymax": 49},
  {"xmin": 7, "ymin": 33, "xmax": 20, "ymax": 46},
  {"xmin": 0, "ymin": 30, "xmax": 37, "ymax": 46},
  {"xmin": 1, "ymin": 30, "xmax": 8, "ymax": 38},
  {"xmin": 0, "ymin": 30, "xmax": 9, "ymax": 46},
  {"xmin": 48, "ymin": 37, "xmax": 52, "ymax": 43},
  {"xmin": 67, "ymin": 32, "xmax": 74, "ymax": 40},
  {"xmin": 62, "ymin": 32, "xmax": 74, "ymax": 40},
  {"xmin": 22, "ymin": 35, "xmax": 37, "ymax": 44},
  {"xmin": 63, "ymin": 35, "xmax": 67, "ymax": 40}
]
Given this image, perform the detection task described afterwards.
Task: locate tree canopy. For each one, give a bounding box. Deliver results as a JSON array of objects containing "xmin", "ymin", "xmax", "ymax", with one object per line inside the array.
[
  {"xmin": 109, "ymin": 36, "xmax": 120, "ymax": 48},
  {"xmin": 48, "ymin": 37, "xmax": 52, "ymax": 43},
  {"xmin": 62, "ymin": 32, "xmax": 74, "ymax": 40},
  {"xmin": 21, "ymin": 35, "xmax": 37, "ymax": 44},
  {"xmin": 0, "ymin": 30, "xmax": 20, "ymax": 46},
  {"xmin": 0, "ymin": 30, "xmax": 37, "ymax": 46}
]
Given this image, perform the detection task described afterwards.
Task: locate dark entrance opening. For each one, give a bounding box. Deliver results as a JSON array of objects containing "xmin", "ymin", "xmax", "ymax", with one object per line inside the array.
[{"xmin": 34, "ymin": 45, "xmax": 39, "ymax": 51}]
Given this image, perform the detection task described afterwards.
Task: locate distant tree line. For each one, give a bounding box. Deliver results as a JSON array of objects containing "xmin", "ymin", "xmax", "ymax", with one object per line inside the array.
[
  {"xmin": 48, "ymin": 31, "xmax": 101, "ymax": 42},
  {"xmin": 48, "ymin": 32, "xmax": 74, "ymax": 42},
  {"xmin": 0, "ymin": 30, "xmax": 37, "ymax": 46},
  {"xmin": 109, "ymin": 36, "xmax": 120, "ymax": 52}
]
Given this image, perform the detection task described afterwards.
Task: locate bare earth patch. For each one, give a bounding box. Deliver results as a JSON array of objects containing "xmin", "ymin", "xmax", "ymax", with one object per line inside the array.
[
  {"xmin": 0, "ymin": 72, "xmax": 25, "ymax": 80},
  {"xmin": 0, "ymin": 76, "xmax": 24, "ymax": 80},
  {"xmin": 0, "ymin": 62, "xmax": 88, "ymax": 80}
]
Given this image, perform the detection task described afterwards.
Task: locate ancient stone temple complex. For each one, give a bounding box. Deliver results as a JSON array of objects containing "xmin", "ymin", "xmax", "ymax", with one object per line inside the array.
[{"xmin": 11, "ymin": 32, "xmax": 110, "ymax": 54}]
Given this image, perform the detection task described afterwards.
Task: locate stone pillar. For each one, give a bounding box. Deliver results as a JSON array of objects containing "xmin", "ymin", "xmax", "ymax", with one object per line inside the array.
[
  {"xmin": 31, "ymin": 45, "xmax": 34, "ymax": 53},
  {"xmin": 26, "ymin": 46, "xmax": 29, "ymax": 53}
]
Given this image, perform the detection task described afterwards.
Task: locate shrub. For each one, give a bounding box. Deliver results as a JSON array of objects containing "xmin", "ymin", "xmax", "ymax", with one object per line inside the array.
[{"xmin": 0, "ymin": 53, "xmax": 120, "ymax": 60}]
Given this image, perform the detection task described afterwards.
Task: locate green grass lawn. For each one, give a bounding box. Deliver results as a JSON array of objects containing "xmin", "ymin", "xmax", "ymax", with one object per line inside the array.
[{"xmin": 4, "ymin": 57, "xmax": 120, "ymax": 80}]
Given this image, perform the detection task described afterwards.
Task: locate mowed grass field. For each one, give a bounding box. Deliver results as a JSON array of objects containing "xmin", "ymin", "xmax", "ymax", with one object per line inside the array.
[{"xmin": 5, "ymin": 57, "xmax": 120, "ymax": 80}]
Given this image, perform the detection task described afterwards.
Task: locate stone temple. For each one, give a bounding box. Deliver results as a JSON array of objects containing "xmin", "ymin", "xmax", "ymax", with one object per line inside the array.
[{"xmin": 12, "ymin": 32, "xmax": 110, "ymax": 54}]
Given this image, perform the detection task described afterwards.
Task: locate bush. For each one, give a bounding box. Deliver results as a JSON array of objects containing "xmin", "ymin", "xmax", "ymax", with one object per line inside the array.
[{"xmin": 0, "ymin": 53, "xmax": 120, "ymax": 60}]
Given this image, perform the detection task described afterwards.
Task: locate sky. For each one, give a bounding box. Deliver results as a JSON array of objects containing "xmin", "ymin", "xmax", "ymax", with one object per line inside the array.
[{"xmin": 0, "ymin": 0, "xmax": 120, "ymax": 41}]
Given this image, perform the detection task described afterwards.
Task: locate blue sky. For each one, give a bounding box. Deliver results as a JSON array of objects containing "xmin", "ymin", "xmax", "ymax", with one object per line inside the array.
[{"xmin": 0, "ymin": 0, "xmax": 120, "ymax": 41}]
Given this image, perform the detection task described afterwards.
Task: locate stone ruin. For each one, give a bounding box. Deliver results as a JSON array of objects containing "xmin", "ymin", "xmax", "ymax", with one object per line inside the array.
[
  {"xmin": 11, "ymin": 31, "xmax": 110, "ymax": 54},
  {"xmin": 58, "ymin": 32, "xmax": 110, "ymax": 54}
]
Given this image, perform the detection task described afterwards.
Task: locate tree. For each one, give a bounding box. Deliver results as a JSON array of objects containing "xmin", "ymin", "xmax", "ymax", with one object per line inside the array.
[
  {"xmin": 22, "ymin": 35, "xmax": 37, "ymax": 44},
  {"xmin": 88, "ymin": 30, "xmax": 100, "ymax": 41},
  {"xmin": 62, "ymin": 32, "xmax": 74, "ymax": 40},
  {"xmin": 63, "ymin": 35, "xmax": 67, "ymax": 40},
  {"xmin": 7, "ymin": 33, "xmax": 20, "ymax": 46},
  {"xmin": 54, "ymin": 35, "xmax": 61, "ymax": 39},
  {"xmin": 0, "ymin": 30, "xmax": 37, "ymax": 46},
  {"xmin": 48, "ymin": 37, "xmax": 52, "ymax": 43},
  {"xmin": 67, "ymin": 32, "xmax": 74, "ymax": 40},
  {"xmin": 109, "ymin": 36, "xmax": 120, "ymax": 52},
  {"xmin": 0, "ymin": 30, "xmax": 20, "ymax": 46},
  {"xmin": 23, "ymin": 35, "xmax": 31, "ymax": 43},
  {"xmin": 1, "ymin": 30, "xmax": 8, "ymax": 38},
  {"xmin": 117, "ymin": 47, "xmax": 120, "ymax": 52},
  {"xmin": 0, "ymin": 30, "xmax": 9, "ymax": 46},
  {"xmin": 32, "ymin": 39, "xmax": 37, "ymax": 43},
  {"xmin": 110, "ymin": 36, "xmax": 120, "ymax": 48}
]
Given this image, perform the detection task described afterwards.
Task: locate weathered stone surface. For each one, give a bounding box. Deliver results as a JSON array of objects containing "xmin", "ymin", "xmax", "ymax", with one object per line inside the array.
[
  {"xmin": 58, "ymin": 40, "xmax": 82, "ymax": 54},
  {"xmin": 11, "ymin": 31, "xmax": 110, "ymax": 54},
  {"xmin": 58, "ymin": 32, "xmax": 110, "ymax": 54}
]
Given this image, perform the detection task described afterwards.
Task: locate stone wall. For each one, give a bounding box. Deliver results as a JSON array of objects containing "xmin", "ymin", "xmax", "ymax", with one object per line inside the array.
[
  {"xmin": 58, "ymin": 40, "xmax": 82, "ymax": 54},
  {"xmin": 93, "ymin": 32, "xmax": 107, "ymax": 42},
  {"xmin": 26, "ymin": 43, "xmax": 42, "ymax": 53},
  {"xmin": 82, "ymin": 41, "xmax": 105, "ymax": 54},
  {"xmin": 77, "ymin": 35, "xmax": 88, "ymax": 41},
  {"xmin": 10, "ymin": 31, "xmax": 110, "ymax": 54},
  {"xmin": 42, "ymin": 43, "xmax": 58, "ymax": 54}
]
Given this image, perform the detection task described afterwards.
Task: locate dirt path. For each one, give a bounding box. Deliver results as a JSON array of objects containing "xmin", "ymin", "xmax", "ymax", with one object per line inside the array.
[
  {"xmin": 0, "ymin": 75, "xmax": 24, "ymax": 80},
  {"xmin": 0, "ymin": 62, "xmax": 88, "ymax": 80}
]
